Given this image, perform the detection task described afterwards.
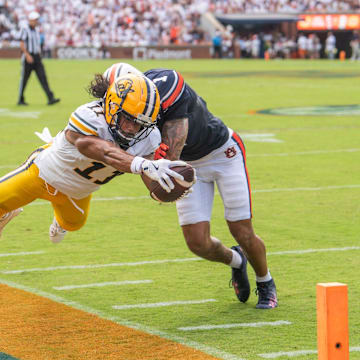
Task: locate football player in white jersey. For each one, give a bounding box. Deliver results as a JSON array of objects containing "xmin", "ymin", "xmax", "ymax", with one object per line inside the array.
[{"xmin": 0, "ymin": 73, "xmax": 187, "ymax": 243}]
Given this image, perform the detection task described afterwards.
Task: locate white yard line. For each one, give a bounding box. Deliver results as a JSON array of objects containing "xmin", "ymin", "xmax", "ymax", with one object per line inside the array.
[
  {"xmin": 259, "ymin": 347, "xmax": 360, "ymax": 359},
  {"xmin": 248, "ymin": 148, "xmax": 360, "ymax": 157},
  {"xmin": 53, "ymin": 280, "xmax": 153, "ymax": 291},
  {"xmin": 1, "ymin": 246, "xmax": 359, "ymax": 274},
  {"xmin": 267, "ymin": 246, "xmax": 360, "ymax": 256},
  {"xmin": 258, "ymin": 350, "xmax": 317, "ymax": 358},
  {"xmin": 0, "ymin": 251, "xmax": 44, "ymax": 257},
  {"xmin": 113, "ymin": 299, "xmax": 217, "ymax": 310},
  {"xmin": 0, "ymin": 257, "xmax": 202, "ymax": 274},
  {"xmin": 253, "ymin": 184, "xmax": 360, "ymax": 193},
  {"xmin": 178, "ymin": 320, "xmax": 291, "ymax": 331},
  {"xmin": 26, "ymin": 183, "xmax": 360, "ymax": 207},
  {"xmin": 0, "ymin": 278, "xmax": 244, "ymax": 360},
  {"xmin": 2, "ymin": 148, "xmax": 358, "ymax": 172}
]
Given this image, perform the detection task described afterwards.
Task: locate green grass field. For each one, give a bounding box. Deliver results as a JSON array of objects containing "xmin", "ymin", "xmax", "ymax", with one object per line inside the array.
[{"xmin": 0, "ymin": 58, "xmax": 359, "ymax": 360}]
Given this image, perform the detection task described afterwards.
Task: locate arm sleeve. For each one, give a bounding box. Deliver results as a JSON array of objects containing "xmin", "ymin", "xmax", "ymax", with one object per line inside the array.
[{"xmin": 19, "ymin": 27, "xmax": 27, "ymax": 41}]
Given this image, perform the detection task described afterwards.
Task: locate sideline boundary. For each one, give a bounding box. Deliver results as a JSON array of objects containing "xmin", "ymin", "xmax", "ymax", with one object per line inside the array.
[{"xmin": 0, "ymin": 278, "xmax": 246, "ymax": 360}]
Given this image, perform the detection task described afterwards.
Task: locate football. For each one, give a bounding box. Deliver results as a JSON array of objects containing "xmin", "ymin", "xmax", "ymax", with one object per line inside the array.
[{"xmin": 149, "ymin": 164, "xmax": 195, "ymax": 203}]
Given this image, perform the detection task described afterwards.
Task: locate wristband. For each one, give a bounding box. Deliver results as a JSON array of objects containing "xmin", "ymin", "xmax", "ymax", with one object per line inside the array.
[{"xmin": 130, "ymin": 156, "xmax": 145, "ymax": 174}]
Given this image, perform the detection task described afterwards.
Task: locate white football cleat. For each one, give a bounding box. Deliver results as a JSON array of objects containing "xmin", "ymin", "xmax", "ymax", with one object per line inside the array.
[
  {"xmin": 0, "ymin": 208, "xmax": 23, "ymax": 238},
  {"xmin": 49, "ymin": 217, "xmax": 67, "ymax": 243}
]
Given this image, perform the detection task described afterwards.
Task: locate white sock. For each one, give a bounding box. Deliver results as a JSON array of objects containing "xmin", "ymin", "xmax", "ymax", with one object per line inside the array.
[
  {"xmin": 229, "ymin": 249, "xmax": 243, "ymax": 268},
  {"xmin": 256, "ymin": 271, "xmax": 272, "ymax": 283}
]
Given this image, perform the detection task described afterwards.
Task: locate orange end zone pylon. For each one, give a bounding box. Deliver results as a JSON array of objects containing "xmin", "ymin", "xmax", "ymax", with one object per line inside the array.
[{"xmin": 317, "ymin": 282, "xmax": 349, "ymax": 360}]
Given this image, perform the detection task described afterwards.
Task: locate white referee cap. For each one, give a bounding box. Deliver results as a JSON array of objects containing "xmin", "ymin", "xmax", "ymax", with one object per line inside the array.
[{"xmin": 28, "ymin": 11, "xmax": 40, "ymax": 20}]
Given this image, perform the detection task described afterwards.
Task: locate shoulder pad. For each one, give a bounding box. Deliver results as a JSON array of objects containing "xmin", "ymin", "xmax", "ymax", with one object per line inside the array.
[
  {"xmin": 67, "ymin": 102, "xmax": 104, "ymax": 136},
  {"xmin": 145, "ymin": 69, "xmax": 185, "ymax": 111}
]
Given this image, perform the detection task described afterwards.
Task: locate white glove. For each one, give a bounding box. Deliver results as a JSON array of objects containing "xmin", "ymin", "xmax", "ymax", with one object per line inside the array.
[{"xmin": 131, "ymin": 157, "xmax": 187, "ymax": 193}]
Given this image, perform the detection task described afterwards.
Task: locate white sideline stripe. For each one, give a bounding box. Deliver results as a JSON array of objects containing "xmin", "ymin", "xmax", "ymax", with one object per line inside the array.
[
  {"xmin": 253, "ymin": 184, "xmax": 360, "ymax": 193},
  {"xmin": 0, "ymin": 251, "xmax": 44, "ymax": 258},
  {"xmin": 268, "ymin": 246, "xmax": 360, "ymax": 256},
  {"xmin": 179, "ymin": 320, "xmax": 291, "ymax": 331},
  {"xmin": 113, "ymin": 299, "xmax": 217, "ymax": 310},
  {"xmin": 259, "ymin": 347, "xmax": 360, "ymax": 358},
  {"xmin": 2, "ymin": 147, "xmax": 359, "ymax": 172},
  {"xmin": 53, "ymin": 280, "xmax": 153, "ymax": 291},
  {"xmin": 0, "ymin": 278, "xmax": 245, "ymax": 360},
  {"xmin": 26, "ymin": 184, "xmax": 360, "ymax": 207},
  {"xmin": 2, "ymin": 246, "xmax": 360, "ymax": 274},
  {"xmin": 0, "ymin": 257, "xmax": 201, "ymax": 274},
  {"xmin": 1, "ymin": 148, "xmax": 358, "ymax": 171},
  {"xmin": 259, "ymin": 350, "xmax": 317, "ymax": 358},
  {"xmin": 248, "ymin": 148, "xmax": 360, "ymax": 157}
]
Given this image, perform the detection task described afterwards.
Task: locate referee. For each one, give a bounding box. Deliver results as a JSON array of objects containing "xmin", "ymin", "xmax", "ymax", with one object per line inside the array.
[{"xmin": 17, "ymin": 11, "xmax": 60, "ymax": 106}]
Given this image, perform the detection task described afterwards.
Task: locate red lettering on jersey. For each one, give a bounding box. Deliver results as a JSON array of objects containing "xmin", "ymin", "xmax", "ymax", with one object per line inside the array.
[
  {"xmin": 224, "ymin": 146, "xmax": 237, "ymax": 158},
  {"xmin": 162, "ymin": 72, "xmax": 184, "ymax": 110}
]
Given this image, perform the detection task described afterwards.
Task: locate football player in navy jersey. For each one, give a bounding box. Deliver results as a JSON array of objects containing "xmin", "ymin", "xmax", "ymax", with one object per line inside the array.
[
  {"xmin": 144, "ymin": 68, "xmax": 277, "ymax": 309},
  {"xmin": 103, "ymin": 63, "xmax": 277, "ymax": 309}
]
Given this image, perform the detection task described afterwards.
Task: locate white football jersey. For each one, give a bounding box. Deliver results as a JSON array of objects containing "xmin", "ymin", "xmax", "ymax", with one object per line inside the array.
[{"xmin": 34, "ymin": 100, "xmax": 161, "ymax": 199}]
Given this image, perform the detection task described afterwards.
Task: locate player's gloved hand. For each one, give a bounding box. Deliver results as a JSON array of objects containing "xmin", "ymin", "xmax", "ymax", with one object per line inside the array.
[
  {"xmin": 131, "ymin": 157, "xmax": 186, "ymax": 193},
  {"xmin": 154, "ymin": 143, "xmax": 169, "ymax": 160}
]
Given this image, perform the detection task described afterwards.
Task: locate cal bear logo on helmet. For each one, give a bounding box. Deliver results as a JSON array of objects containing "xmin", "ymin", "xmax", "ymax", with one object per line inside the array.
[
  {"xmin": 115, "ymin": 78, "xmax": 135, "ymax": 99},
  {"xmin": 103, "ymin": 74, "xmax": 160, "ymax": 147}
]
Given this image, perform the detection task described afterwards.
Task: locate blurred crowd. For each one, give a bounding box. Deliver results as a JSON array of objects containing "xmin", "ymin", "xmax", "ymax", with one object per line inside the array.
[
  {"xmin": 213, "ymin": 30, "xmax": 360, "ymax": 60},
  {"xmin": 0, "ymin": 0, "xmax": 360, "ymax": 50}
]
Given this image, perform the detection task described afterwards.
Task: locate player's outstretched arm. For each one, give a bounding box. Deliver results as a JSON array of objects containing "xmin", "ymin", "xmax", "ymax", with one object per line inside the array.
[
  {"xmin": 65, "ymin": 130, "xmax": 185, "ymax": 192},
  {"xmin": 66, "ymin": 130, "xmax": 134, "ymax": 172}
]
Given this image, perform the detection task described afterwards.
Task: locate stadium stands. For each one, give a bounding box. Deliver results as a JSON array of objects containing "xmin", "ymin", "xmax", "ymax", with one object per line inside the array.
[{"xmin": 0, "ymin": 0, "xmax": 359, "ymax": 54}]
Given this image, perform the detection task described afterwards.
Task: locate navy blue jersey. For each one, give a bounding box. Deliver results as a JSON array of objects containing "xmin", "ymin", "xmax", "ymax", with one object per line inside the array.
[{"xmin": 144, "ymin": 69, "xmax": 229, "ymax": 161}]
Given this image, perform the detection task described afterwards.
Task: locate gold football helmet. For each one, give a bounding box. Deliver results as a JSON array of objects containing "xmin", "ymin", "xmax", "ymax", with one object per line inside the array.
[{"xmin": 104, "ymin": 73, "xmax": 160, "ymax": 146}]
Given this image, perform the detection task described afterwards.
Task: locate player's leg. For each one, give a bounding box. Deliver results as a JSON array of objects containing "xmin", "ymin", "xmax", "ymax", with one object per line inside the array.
[
  {"xmin": 18, "ymin": 59, "xmax": 32, "ymax": 104},
  {"xmin": 0, "ymin": 161, "xmax": 45, "ymax": 237},
  {"xmin": 34, "ymin": 59, "xmax": 54, "ymax": 102},
  {"xmin": 47, "ymin": 192, "xmax": 91, "ymax": 243},
  {"xmin": 218, "ymin": 132, "xmax": 277, "ymax": 308},
  {"xmin": 176, "ymin": 177, "xmax": 234, "ymax": 264}
]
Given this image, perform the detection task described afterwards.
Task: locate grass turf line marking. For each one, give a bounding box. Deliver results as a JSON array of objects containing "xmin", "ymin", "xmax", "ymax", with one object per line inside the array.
[
  {"xmin": 1, "ymin": 247, "xmax": 359, "ymax": 274},
  {"xmin": 113, "ymin": 299, "xmax": 217, "ymax": 310},
  {"xmin": 2, "ymin": 148, "xmax": 358, "ymax": 171},
  {"xmin": 26, "ymin": 183, "xmax": 360, "ymax": 207},
  {"xmin": 0, "ymin": 251, "xmax": 44, "ymax": 258},
  {"xmin": 0, "ymin": 257, "xmax": 202, "ymax": 274},
  {"xmin": 0, "ymin": 278, "xmax": 245, "ymax": 360},
  {"xmin": 53, "ymin": 280, "xmax": 153, "ymax": 290},
  {"xmin": 258, "ymin": 350, "xmax": 317, "ymax": 358},
  {"xmin": 267, "ymin": 246, "xmax": 360, "ymax": 256},
  {"xmin": 248, "ymin": 148, "xmax": 360, "ymax": 157},
  {"xmin": 178, "ymin": 320, "xmax": 291, "ymax": 331},
  {"xmin": 258, "ymin": 347, "xmax": 360, "ymax": 358},
  {"xmin": 253, "ymin": 184, "xmax": 360, "ymax": 193}
]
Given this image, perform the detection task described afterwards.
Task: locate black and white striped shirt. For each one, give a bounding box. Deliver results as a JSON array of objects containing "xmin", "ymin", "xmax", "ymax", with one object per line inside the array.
[{"xmin": 19, "ymin": 25, "xmax": 41, "ymax": 54}]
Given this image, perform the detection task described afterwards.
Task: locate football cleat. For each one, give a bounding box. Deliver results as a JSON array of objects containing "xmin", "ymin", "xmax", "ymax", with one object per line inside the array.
[
  {"xmin": 49, "ymin": 217, "xmax": 67, "ymax": 243},
  {"xmin": 230, "ymin": 246, "xmax": 250, "ymax": 303},
  {"xmin": 255, "ymin": 279, "xmax": 278, "ymax": 309},
  {"xmin": 0, "ymin": 208, "xmax": 23, "ymax": 238}
]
